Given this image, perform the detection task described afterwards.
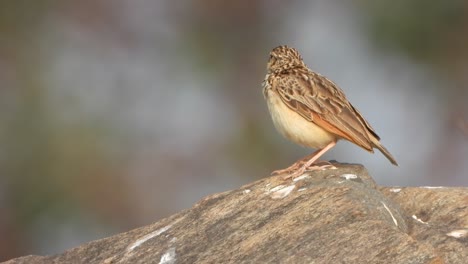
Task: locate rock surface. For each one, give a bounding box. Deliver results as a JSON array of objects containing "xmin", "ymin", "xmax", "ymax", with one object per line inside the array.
[{"xmin": 3, "ymin": 164, "xmax": 467, "ymax": 264}]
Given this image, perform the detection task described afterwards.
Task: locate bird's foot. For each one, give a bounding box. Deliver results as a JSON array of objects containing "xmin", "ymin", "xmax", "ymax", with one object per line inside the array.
[
  {"xmin": 280, "ymin": 160, "xmax": 336, "ymax": 180},
  {"xmin": 270, "ymin": 161, "xmax": 305, "ymax": 176}
]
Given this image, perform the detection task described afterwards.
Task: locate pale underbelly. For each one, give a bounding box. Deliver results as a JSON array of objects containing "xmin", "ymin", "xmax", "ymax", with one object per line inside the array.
[{"xmin": 266, "ymin": 90, "xmax": 337, "ymax": 149}]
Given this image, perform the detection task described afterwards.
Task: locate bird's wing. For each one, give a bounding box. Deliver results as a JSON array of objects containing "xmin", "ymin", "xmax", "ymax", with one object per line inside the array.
[{"xmin": 275, "ymin": 71, "xmax": 377, "ymax": 152}]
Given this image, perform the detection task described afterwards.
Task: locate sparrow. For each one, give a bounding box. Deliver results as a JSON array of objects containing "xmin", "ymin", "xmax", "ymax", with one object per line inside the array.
[{"xmin": 262, "ymin": 45, "xmax": 398, "ymax": 179}]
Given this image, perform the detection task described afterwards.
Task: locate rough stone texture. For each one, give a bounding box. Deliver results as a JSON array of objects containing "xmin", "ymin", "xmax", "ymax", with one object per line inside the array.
[{"xmin": 3, "ymin": 164, "xmax": 467, "ymax": 264}]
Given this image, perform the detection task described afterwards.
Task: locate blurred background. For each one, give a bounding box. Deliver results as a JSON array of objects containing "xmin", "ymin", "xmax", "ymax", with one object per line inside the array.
[{"xmin": 1, "ymin": 0, "xmax": 467, "ymax": 261}]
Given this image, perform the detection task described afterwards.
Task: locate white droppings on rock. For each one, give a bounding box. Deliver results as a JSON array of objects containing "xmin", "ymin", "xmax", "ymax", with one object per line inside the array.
[
  {"xmin": 298, "ymin": 188, "xmax": 307, "ymax": 192},
  {"xmin": 446, "ymin": 229, "xmax": 468, "ymax": 238},
  {"xmin": 340, "ymin": 174, "xmax": 358, "ymax": 180},
  {"xmin": 128, "ymin": 225, "xmax": 172, "ymax": 251},
  {"xmin": 243, "ymin": 189, "xmax": 251, "ymax": 194},
  {"xmin": 269, "ymin": 185, "xmax": 285, "ymax": 193},
  {"xmin": 421, "ymin": 186, "xmax": 444, "ymax": 189},
  {"xmin": 389, "ymin": 188, "xmax": 401, "ymax": 193},
  {"xmin": 159, "ymin": 247, "xmax": 176, "ymax": 264},
  {"xmin": 293, "ymin": 174, "xmax": 310, "ymax": 182},
  {"xmin": 270, "ymin": 185, "xmax": 296, "ymax": 199},
  {"xmin": 412, "ymin": 215, "xmax": 428, "ymax": 225},
  {"xmin": 381, "ymin": 202, "xmax": 398, "ymax": 227}
]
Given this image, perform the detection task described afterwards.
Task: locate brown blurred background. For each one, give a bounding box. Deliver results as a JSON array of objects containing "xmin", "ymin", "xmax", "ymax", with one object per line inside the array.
[{"xmin": 1, "ymin": 0, "xmax": 467, "ymax": 261}]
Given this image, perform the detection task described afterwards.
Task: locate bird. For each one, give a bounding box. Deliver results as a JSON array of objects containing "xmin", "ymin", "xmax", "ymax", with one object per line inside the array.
[{"xmin": 262, "ymin": 45, "xmax": 398, "ymax": 179}]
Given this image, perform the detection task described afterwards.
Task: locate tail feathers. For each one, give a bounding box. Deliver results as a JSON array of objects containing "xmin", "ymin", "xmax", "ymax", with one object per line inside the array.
[{"xmin": 370, "ymin": 137, "xmax": 398, "ymax": 166}]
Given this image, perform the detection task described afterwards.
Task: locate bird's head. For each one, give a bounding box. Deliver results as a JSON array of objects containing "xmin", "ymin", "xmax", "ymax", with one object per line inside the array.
[{"xmin": 267, "ymin": 45, "xmax": 305, "ymax": 73}]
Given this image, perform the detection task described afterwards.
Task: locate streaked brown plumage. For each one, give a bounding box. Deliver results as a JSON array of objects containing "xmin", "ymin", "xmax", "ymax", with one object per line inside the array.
[{"xmin": 262, "ymin": 45, "xmax": 397, "ymax": 178}]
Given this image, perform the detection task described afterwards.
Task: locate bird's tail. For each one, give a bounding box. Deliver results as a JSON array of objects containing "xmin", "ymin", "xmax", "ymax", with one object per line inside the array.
[{"xmin": 371, "ymin": 137, "xmax": 398, "ymax": 166}]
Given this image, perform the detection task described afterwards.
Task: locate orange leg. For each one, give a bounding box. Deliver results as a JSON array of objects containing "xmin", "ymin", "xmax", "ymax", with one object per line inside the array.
[
  {"xmin": 271, "ymin": 149, "xmax": 322, "ymax": 175},
  {"xmin": 282, "ymin": 141, "xmax": 337, "ymax": 180}
]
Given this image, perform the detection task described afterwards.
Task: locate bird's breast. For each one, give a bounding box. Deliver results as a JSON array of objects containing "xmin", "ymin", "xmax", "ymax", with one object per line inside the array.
[{"xmin": 266, "ymin": 89, "xmax": 337, "ymax": 149}]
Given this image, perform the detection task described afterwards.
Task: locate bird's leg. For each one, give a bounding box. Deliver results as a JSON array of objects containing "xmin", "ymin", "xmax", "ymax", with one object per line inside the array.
[
  {"xmin": 271, "ymin": 149, "xmax": 322, "ymax": 176},
  {"xmin": 283, "ymin": 141, "xmax": 337, "ymax": 180}
]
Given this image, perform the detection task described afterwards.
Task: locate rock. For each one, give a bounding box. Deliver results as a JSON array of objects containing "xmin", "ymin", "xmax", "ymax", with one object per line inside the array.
[
  {"xmin": 3, "ymin": 164, "xmax": 467, "ymax": 263},
  {"xmin": 380, "ymin": 186, "xmax": 468, "ymax": 264}
]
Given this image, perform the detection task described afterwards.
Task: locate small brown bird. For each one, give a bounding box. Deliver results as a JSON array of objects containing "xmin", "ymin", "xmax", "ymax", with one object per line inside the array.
[{"xmin": 262, "ymin": 45, "xmax": 398, "ymax": 179}]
